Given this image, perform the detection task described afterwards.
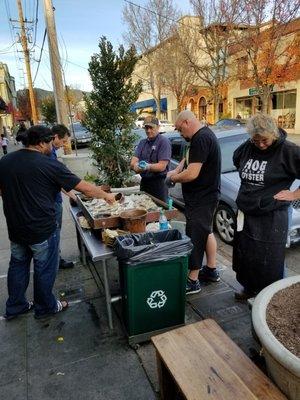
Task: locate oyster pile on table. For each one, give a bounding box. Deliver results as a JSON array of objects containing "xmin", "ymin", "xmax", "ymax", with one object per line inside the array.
[{"xmin": 81, "ymin": 193, "xmax": 160, "ymax": 219}]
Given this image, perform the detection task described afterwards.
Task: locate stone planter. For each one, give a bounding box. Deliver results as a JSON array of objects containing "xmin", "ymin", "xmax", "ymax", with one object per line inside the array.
[
  {"xmin": 60, "ymin": 154, "xmax": 98, "ymax": 179},
  {"xmin": 252, "ymin": 276, "xmax": 300, "ymax": 400}
]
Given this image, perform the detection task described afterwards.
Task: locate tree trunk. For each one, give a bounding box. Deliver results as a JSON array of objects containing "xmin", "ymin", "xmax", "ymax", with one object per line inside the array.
[
  {"xmin": 260, "ymin": 87, "xmax": 271, "ymax": 114},
  {"xmin": 214, "ymin": 94, "xmax": 220, "ymax": 123},
  {"xmin": 156, "ymin": 90, "xmax": 161, "ymax": 119},
  {"xmin": 176, "ymin": 94, "xmax": 181, "ymax": 115}
]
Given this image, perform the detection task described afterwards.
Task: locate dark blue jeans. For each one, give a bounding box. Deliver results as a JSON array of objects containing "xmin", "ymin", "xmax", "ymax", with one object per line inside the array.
[{"xmin": 6, "ymin": 231, "xmax": 59, "ymax": 318}]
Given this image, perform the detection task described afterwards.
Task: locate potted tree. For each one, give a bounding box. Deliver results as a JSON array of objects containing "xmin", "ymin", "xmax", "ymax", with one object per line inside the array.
[
  {"xmin": 252, "ymin": 276, "xmax": 300, "ymax": 400},
  {"xmin": 82, "ymin": 36, "xmax": 142, "ymax": 191}
]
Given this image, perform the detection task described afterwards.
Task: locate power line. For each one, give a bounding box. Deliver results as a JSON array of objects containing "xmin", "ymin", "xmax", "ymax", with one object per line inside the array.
[
  {"xmin": 33, "ymin": 28, "xmax": 47, "ymax": 84},
  {"xmin": 35, "ymin": 44, "xmax": 88, "ymax": 70},
  {"xmin": 39, "ymin": 71, "xmax": 53, "ymax": 90},
  {"xmin": 124, "ymin": 0, "xmax": 182, "ymax": 27},
  {"xmin": 4, "ymin": 0, "xmax": 25, "ymax": 88},
  {"xmin": 59, "ymin": 33, "xmax": 68, "ymax": 70},
  {"xmin": 0, "ymin": 42, "xmax": 17, "ymax": 52},
  {"xmin": 29, "ymin": 0, "xmax": 39, "ymax": 50}
]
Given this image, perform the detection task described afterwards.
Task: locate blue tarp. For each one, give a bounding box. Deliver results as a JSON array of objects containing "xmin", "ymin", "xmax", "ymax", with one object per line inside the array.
[{"xmin": 130, "ymin": 97, "xmax": 167, "ymax": 112}]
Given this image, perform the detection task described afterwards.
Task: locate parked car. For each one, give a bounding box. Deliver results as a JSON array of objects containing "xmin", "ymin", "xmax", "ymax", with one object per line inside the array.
[
  {"xmin": 215, "ymin": 118, "xmax": 246, "ymax": 128},
  {"xmin": 70, "ymin": 122, "xmax": 92, "ymax": 147},
  {"xmin": 167, "ymin": 128, "xmax": 300, "ymax": 246},
  {"xmin": 159, "ymin": 120, "xmax": 174, "ymax": 132},
  {"xmin": 134, "ymin": 117, "xmax": 174, "ymax": 132},
  {"xmin": 135, "ymin": 116, "xmax": 145, "ymax": 128}
]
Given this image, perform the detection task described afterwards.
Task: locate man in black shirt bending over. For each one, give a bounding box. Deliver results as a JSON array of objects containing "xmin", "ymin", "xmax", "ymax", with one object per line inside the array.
[
  {"xmin": 0, "ymin": 125, "xmax": 115, "ymax": 319},
  {"xmin": 166, "ymin": 110, "xmax": 221, "ymax": 294}
]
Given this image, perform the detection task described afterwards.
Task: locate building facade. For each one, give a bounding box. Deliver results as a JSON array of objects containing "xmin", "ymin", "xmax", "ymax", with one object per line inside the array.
[
  {"xmin": 228, "ymin": 18, "xmax": 300, "ymax": 134},
  {"xmin": 131, "ymin": 16, "xmax": 300, "ymax": 133},
  {"xmin": 0, "ymin": 62, "xmax": 17, "ymax": 132}
]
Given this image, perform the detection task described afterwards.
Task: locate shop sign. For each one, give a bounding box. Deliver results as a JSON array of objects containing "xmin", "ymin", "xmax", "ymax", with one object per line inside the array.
[
  {"xmin": 249, "ymin": 87, "xmax": 261, "ymax": 96},
  {"xmin": 249, "ymin": 85, "xmax": 274, "ymax": 96}
]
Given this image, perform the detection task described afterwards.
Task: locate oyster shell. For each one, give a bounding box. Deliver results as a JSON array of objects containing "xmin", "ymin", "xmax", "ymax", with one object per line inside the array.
[{"xmin": 82, "ymin": 193, "xmax": 160, "ymax": 218}]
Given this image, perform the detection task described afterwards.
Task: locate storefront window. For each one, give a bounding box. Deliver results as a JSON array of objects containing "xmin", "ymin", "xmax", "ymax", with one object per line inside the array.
[
  {"xmin": 271, "ymin": 90, "xmax": 296, "ymax": 129},
  {"xmin": 284, "ymin": 91, "xmax": 296, "ymax": 108},
  {"xmin": 272, "ymin": 93, "xmax": 284, "ymax": 109},
  {"xmin": 235, "ymin": 97, "xmax": 253, "ymax": 119}
]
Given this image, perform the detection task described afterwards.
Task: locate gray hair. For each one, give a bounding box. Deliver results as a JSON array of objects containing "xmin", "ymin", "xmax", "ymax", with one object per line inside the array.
[
  {"xmin": 176, "ymin": 110, "xmax": 197, "ymax": 122},
  {"xmin": 246, "ymin": 113, "xmax": 279, "ymax": 138}
]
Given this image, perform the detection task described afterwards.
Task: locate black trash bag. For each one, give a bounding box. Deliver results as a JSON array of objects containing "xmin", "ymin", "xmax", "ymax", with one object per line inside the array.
[{"xmin": 113, "ymin": 229, "xmax": 193, "ymax": 265}]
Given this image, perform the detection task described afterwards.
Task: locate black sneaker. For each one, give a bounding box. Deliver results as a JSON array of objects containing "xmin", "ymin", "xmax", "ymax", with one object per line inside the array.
[
  {"xmin": 59, "ymin": 259, "xmax": 74, "ymax": 269},
  {"xmin": 198, "ymin": 265, "xmax": 220, "ymax": 282},
  {"xmin": 186, "ymin": 278, "xmax": 201, "ymax": 295},
  {"xmin": 4, "ymin": 301, "xmax": 34, "ymax": 320}
]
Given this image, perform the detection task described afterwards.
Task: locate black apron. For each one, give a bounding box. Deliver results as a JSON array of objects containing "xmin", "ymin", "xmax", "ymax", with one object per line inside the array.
[
  {"xmin": 232, "ymin": 208, "xmax": 288, "ymax": 293},
  {"xmin": 140, "ymin": 176, "xmax": 167, "ymax": 202}
]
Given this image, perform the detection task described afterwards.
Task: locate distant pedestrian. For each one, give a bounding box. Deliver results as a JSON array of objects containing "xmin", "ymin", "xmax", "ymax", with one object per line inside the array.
[
  {"xmin": 0, "ymin": 134, "xmax": 9, "ymax": 155},
  {"xmin": 16, "ymin": 122, "xmax": 27, "ymax": 146},
  {"xmin": 236, "ymin": 113, "xmax": 242, "ymax": 120}
]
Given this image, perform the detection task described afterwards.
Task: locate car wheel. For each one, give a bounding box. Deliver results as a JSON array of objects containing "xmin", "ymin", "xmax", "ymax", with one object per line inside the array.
[{"xmin": 214, "ymin": 204, "xmax": 236, "ymax": 245}]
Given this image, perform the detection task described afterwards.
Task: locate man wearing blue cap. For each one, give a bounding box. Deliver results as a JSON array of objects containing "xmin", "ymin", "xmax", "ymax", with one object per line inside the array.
[{"xmin": 130, "ymin": 116, "xmax": 171, "ymax": 202}]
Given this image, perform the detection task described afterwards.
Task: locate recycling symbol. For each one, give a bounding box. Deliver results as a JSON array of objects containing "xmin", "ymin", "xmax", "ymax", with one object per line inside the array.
[{"xmin": 147, "ymin": 290, "xmax": 167, "ymax": 309}]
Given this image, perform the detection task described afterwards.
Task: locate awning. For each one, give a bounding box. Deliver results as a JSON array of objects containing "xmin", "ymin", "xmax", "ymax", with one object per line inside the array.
[{"xmin": 130, "ymin": 97, "xmax": 167, "ymax": 112}]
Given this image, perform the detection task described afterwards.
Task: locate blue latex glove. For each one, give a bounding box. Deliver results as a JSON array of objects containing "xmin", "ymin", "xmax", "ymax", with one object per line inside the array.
[
  {"xmin": 138, "ymin": 160, "xmax": 149, "ymax": 170},
  {"xmin": 165, "ymin": 176, "xmax": 175, "ymax": 188}
]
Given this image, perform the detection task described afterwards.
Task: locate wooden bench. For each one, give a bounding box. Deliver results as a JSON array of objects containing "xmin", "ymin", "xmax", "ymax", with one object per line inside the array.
[{"xmin": 151, "ymin": 319, "xmax": 287, "ymax": 400}]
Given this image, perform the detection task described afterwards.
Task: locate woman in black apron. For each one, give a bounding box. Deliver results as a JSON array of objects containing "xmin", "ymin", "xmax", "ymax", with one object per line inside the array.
[{"xmin": 232, "ymin": 114, "xmax": 300, "ymax": 300}]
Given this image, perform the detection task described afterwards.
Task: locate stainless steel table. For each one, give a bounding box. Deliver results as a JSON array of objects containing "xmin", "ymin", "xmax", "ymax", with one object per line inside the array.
[{"xmin": 69, "ymin": 206, "xmax": 118, "ymax": 329}]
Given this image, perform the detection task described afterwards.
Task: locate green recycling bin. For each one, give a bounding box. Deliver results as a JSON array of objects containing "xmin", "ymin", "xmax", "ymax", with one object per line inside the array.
[{"xmin": 114, "ymin": 230, "xmax": 192, "ymax": 343}]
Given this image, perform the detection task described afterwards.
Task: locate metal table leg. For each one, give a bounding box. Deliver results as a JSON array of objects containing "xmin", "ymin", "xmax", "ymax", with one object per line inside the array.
[
  {"xmin": 102, "ymin": 259, "xmax": 113, "ymax": 330},
  {"xmin": 79, "ymin": 234, "xmax": 87, "ymax": 266}
]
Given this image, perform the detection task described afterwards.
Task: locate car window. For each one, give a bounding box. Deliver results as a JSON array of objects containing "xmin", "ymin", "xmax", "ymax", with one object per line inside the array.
[
  {"xmin": 73, "ymin": 123, "xmax": 84, "ymax": 131},
  {"xmin": 170, "ymin": 138, "xmax": 184, "ymax": 162},
  {"xmin": 219, "ymin": 134, "xmax": 248, "ymax": 173}
]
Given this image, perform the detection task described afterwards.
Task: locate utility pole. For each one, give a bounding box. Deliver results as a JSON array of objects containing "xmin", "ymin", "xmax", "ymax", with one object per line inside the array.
[
  {"xmin": 16, "ymin": 0, "xmax": 38, "ymax": 124},
  {"xmin": 43, "ymin": 0, "xmax": 72, "ymax": 154}
]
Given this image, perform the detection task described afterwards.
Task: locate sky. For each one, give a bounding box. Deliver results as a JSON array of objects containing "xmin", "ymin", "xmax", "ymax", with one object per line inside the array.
[{"xmin": 0, "ymin": 0, "xmax": 192, "ymax": 92}]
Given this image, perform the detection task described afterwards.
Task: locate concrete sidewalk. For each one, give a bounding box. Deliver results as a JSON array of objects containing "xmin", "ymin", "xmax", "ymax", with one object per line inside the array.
[{"xmin": 0, "ymin": 195, "xmax": 267, "ymax": 400}]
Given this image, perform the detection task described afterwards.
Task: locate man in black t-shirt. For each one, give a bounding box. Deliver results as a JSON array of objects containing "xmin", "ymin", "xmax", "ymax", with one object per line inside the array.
[
  {"xmin": 167, "ymin": 110, "xmax": 221, "ymax": 294},
  {"xmin": 0, "ymin": 125, "xmax": 115, "ymax": 320}
]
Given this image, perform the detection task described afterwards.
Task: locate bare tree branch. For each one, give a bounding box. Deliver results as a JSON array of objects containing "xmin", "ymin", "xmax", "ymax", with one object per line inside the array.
[{"xmin": 123, "ymin": 0, "xmax": 181, "ymax": 117}]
